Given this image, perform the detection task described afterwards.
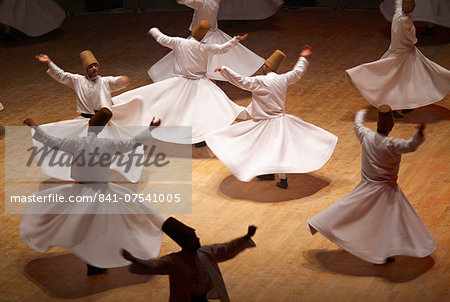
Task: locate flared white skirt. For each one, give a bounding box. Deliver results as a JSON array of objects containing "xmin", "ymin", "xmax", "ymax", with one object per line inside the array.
[
  {"xmin": 112, "ymin": 76, "xmax": 246, "ymax": 144},
  {"xmin": 0, "ymin": 0, "xmax": 65, "ymax": 36},
  {"xmin": 346, "ymin": 48, "xmax": 450, "ymax": 110},
  {"xmin": 218, "ymin": 0, "xmax": 283, "ymax": 20},
  {"xmin": 307, "ymin": 180, "xmax": 436, "ymax": 264},
  {"xmin": 205, "ymin": 114, "xmax": 338, "ymax": 182},
  {"xmin": 20, "ymin": 182, "xmax": 166, "ymax": 268}
]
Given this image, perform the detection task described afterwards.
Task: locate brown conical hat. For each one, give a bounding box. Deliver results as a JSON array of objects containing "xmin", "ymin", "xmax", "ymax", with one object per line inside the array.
[
  {"xmin": 192, "ymin": 20, "xmax": 211, "ymax": 41},
  {"xmin": 88, "ymin": 107, "xmax": 112, "ymax": 128},
  {"xmin": 80, "ymin": 50, "xmax": 99, "ymax": 72},
  {"xmin": 162, "ymin": 217, "xmax": 196, "ymax": 249},
  {"xmin": 377, "ymin": 105, "xmax": 394, "ymax": 133},
  {"xmin": 265, "ymin": 50, "xmax": 286, "ymax": 73},
  {"xmin": 402, "ymin": 0, "xmax": 415, "ymax": 13}
]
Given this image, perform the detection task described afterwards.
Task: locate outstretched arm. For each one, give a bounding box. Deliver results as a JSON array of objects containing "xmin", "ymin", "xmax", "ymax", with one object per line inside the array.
[
  {"xmin": 201, "ymin": 34, "xmax": 247, "ymax": 56},
  {"xmin": 106, "ymin": 75, "xmax": 130, "ymax": 93},
  {"xmin": 121, "ymin": 249, "xmax": 172, "ymax": 275},
  {"xmin": 214, "ymin": 65, "xmax": 260, "ymax": 92},
  {"xmin": 353, "ymin": 109, "xmax": 371, "ymax": 144},
  {"xmin": 394, "ymin": 0, "xmax": 402, "ymax": 14},
  {"xmin": 388, "ymin": 123, "xmax": 425, "ymax": 154},
  {"xmin": 205, "ymin": 225, "xmax": 257, "ymax": 263},
  {"xmin": 177, "ymin": 0, "xmax": 203, "ymax": 10},
  {"xmin": 24, "ymin": 118, "xmax": 79, "ymax": 153},
  {"xmin": 280, "ymin": 45, "xmax": 311, "ymax": 85},
  {"xmin": 112, "ymin": 118, "xmax": 162, "ymax": 153},
  {"xmin": 148, "ymin": 27, "xmax": 181, "ymax": 50},
  {"xmin": 36, "ymin": 54, "xmax": 77, "ymax": 88}
]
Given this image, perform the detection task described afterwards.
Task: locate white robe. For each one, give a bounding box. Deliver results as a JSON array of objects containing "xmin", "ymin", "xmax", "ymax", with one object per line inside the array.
[
  {"xmin": 346, "ymin": 0, "xmax": 450, "ymax": 110},
  {"xmin": 205, "ymin": 57, "xmax": 338, "ymax": 182},
  {"xmin": 111, "ymin": 28, "xmax": 246, "ymax": 144},
  {"xmin": 32, "ymin": 64, "xmax": 142, "ymax": 182},
  {"xmin": 307, "ymin": 110, "xmax": 436, "ymax": 264},
  {"xmin": 47, "ymin": 62, "xmax": 127, "ymax": 114},
  {"xmin": 380, "ymin": 0, "xmax": 450, "ymax": 28},
  {"xmin": 21, "ymin": 127, "xmax": 166, "ymax": 268},
  {"xmin": 0, "ymin": 0, "xmax": 65, "ymax": 37},
  {"xmin": 147, "ymin": 0, "xmax": 264, "ymax": 82},
  {"xmin": 218, "ymin": 0, "xmax": 283, "ymax": 20}
]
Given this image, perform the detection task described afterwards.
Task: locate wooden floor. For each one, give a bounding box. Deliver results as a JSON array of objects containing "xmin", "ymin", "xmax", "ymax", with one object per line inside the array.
[{"xmin": 0, "ymin": 8, "xmax": 449, "ymax": 302}]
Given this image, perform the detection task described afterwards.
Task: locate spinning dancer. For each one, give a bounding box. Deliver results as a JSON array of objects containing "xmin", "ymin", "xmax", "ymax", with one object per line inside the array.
[
  {"xmin": 307, "ymin": 106, "xmax": 436, "ymax": 264},
  {"xmin": 346, "ymin": 0, "xmax": 450, "ymax": 117},
  {"xmin": 206, "ymin": 46, "xmax": 338, "ymax": 189},
  {"xmin": 148, "ymin": 0, "xmax": 264, "ymax": 82},
  {"xmin": 21, "ymin": 110, "xmax": 166, "ymax": 275},
  {"xmin": 33, "ymin": 51, "xmax": 145, "ymax": 182},
  {"xmin": 112, "ymin": 21, "xmax": 247, "ymax": 145},
  {"xmin": 0, "ymin": 0, "xmax": 65, "ymax": 37}
]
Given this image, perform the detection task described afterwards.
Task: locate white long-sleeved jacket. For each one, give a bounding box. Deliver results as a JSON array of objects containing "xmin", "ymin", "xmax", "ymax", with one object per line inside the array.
[{"xmin": 47, "ymin": 62, "xmax": 127, "ymax": 114}]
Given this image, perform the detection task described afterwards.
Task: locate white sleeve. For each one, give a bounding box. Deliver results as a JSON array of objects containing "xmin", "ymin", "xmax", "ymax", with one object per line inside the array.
[
  {"xmin": 33, "ymin": 127, "xmax": 79, "ymax": 153},
  {"xmin": 109, "ymin": 128, "xmax": 154, "ymax": 153},
  {"xmin": 46, "ymin": 61, "xmax": 77, "ymax": 89},
  {"xmin": 177, "ymin": 0, "xmax": 203, "ymax": 10},
  {"xmin": 220, "ymin": 66, "xmax": 260, "ymax": 92},
  {"xmin": 394, "ymin": 0, "xmax": 402, "ymax": 14},
  {"xmin": 201, "ymin": 37, "xmax": 239, "ymax": 56},
  {"xmin": 388, "ymin": 132, "xmax": 425, "ymax": 154},
  {"xmin": 279, "ymin": 56, "xmax": 309, "ymax": 86},
  {"xmin": 353, "ymin": 110, "xmax": 371, "ymax": 144},
  {"xmin": 149, "ymin": 27, "xmax": 180, "ymax": 50},
  {"xmin": 103, "ymin": 76, "xmax": 128, "ymax": 93}
]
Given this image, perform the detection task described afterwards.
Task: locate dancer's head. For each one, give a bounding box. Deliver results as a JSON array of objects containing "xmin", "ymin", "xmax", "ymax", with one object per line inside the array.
[
  {"xmin": 88, "ymin": 107, "xmax": 112, "ymax": 135},
  {"xmin": 402, "ymin": 0, "xmax": 415, "ymax": 14},
  {"xmin": 80, "ymin": 50, "xmax": 100, "ymax": 78},
  {"xmin": 377, "ymin": 105, "xmax": 394, "ymax": 135},
  {"xmin": 162, "ymin": 217, "xmax": 201, "ymax": 253},
  {"xmin": 192, "ymin": 20, "xmax": 211, "ymax": 41},
  {"xmin": 263, "ymin": 50, "xmax": 286, "ymax": 74}
]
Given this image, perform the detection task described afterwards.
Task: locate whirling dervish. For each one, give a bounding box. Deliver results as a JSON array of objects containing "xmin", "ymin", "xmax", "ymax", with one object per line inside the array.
[
  {"xmin": 112, "ymin": 21, "xmax": 247, "ymax": 145},
  {"xmin": 148, "ymin": 0, "xmax": 264, "ymax": 82},
  {"xmin": 346, "ymin": 0, "xmax": 450, "ymax": 114}
]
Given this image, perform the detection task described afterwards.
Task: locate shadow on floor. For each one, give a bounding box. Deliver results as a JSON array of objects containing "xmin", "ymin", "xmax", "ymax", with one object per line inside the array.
[
  {"xmin": 302, "ymin": 249, "xmax": 434, "ymax": 283},
  {"xmin": 24, "ymin": 254, "xmax": 153, "ymax": 299},
  {"xmin": 218, "ymin": 173, "xmax": 330, "ymax": 202}
]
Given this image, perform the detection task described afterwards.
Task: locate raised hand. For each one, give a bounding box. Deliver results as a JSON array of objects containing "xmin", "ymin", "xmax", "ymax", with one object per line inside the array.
[
  {"xmin": 149, "ymin": 117, "xmax": 161, "ymax": 128},
  {"xmin": 417, "ymin": 123, "xmax": 425, "ymax": 136},
  {"xmin": 246, "ymin": 225, "xmax": 257, "ymax": 238},
  {"xmin": 300, "ymin": 45, "xmax": 312, "ymax": 58},
  {"xmin": 35, "ymin": 54, "xmax": 51, "ymax": 64},
  {"xmin": 236, "ymin": 34, "xmax": 248, "ymax": 41},
  {"xmin": 23, "ymin": 118, "xmax": 38, "ymax": 127},
  {"xmin": 119, "ymin": 76, "xmax": 130, "ymax": 87}
]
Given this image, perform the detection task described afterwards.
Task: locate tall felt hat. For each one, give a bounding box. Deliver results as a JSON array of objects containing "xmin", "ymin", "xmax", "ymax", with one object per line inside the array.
[
  {"xmin": 192, "ymin": 20, "xmax": 211, "ymax": 41},
  {"xmin": 88, "ymin": 107, "xmax": 112, "ymax": 130},
  {"xmin": 402, "ymin": 0, "xmax": 415, "ymax": 13},
  {"xmin": 80, "ymin": 50, "xmax": 99, "ymax": 71},
  {"xmin": 265, "ymin": 50, "xmax": 286, "ymax": 73},
  {"xmin": 162, "ymin": 217, "xmax": 196, "ymax": 249},
  {"xmin": 377, "ymin": 105, "xmax": 394, "ymax": 133}
]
